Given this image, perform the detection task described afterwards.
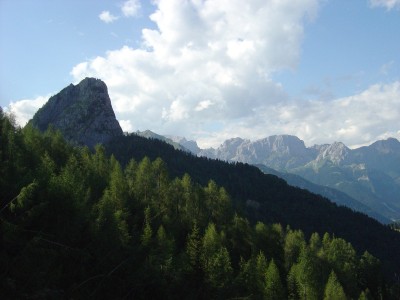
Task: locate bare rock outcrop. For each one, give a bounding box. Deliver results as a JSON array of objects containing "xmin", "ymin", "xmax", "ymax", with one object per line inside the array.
[{"xmin": 30, "ymin": 77, "xmax": 123, "ymax": 147}]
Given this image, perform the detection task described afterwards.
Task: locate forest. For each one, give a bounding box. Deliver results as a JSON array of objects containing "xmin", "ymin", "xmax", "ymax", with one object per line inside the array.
[{"xmin": 1, "ymin": 109, "xmax": 399, "ymax": 299}]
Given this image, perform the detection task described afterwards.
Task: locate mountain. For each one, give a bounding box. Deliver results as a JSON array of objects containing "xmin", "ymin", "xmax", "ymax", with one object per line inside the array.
[
  {"xmin": 199, "ymin": 135, "xmax": 316, "ymax": 170},
  {"xmin": 166, "ymin": 135, "xmax": 201, "ymax": 154},
  {"xmin": 199, "ymin": 135, "xmax": 400, "ymax": 222},
  {"xmin": 29, "ymin": 77, "xmax": 123, "ymax": 147},
  {"xmin": 105, "ymin": 133, "xmax": 400, "ymax": 279},
  {"xmin": 134, "ymin": 130, "xmax": 203, "ymax": 154},
  {"xmin": 2, "ymin": 110, "xmax": 398, "ymax": 298},
  {"xmin": 256, "ymin": 164, "xmax": 391, "ymax": 224},
  {"xmin": 21, "ymin": 79, "xmax": 400, "ymax": 278},
  {"xmin": 135, "ymin": 130, "xmax": 186, "ymax": 151}
]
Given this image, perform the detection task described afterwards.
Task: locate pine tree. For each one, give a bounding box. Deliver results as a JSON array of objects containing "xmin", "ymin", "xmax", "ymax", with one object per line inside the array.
[
  {"xmin": 287, "ymin": 265, "xmax": 300, "ymax": 300},
  {"xmin": 201, "ymin": 222, "xmax": 221, "ymax": 267},
  {"xmin": 264, "ymin": 258, "xmax": 284, "ymax": 300},
  {"xmin": 108, "ymin": 155, "xmax": 129, "ymax": 208},
  {"xmin": 325, "ymin": 237, "xmax": 357, "ymax": 297},
  {"xmin": 181, "ymin": 173, "xmax": 202, "ymax": 225},
  {"xmin": 228, "ymin": 214, "xmax": 253, "ymax": 264},
  {"xmin": 154, "ymin": 225, "xmax": 174, "ymax": 272},
  {"xmin": 204, "ymin": 180, "xmax": 230, "ymax": 224},
  {"xmin": 141, "ymin": 206, "xmax": 153, "ymax": 248},
  {"xmin": 358, "ymin": 289, "xmax": 373, "ymax": 300},
  {"xmin": 324, "ymin": 271, "xmax": 346, "ymax": 300},
  {"xmin": 125, "ymin": 158, "xmax": 138, "ymax": 192},
  {"xmin": 95, "ymin": 189, "xmax": 130, "ymax": 247},
  {"xmin": 255, "ymin": 251, "xmax": 268, "ymax": 294},
  {"xmin": 284, "ymin": 228, "xmax": 305, "ymax": 271},
  {"xmin": 186, "ymin": 221, "xmax": 201, "ymax": 271},
  {"xmin": 309, "ymin": 232, "xmax": 322, "ymax": 254},
  {"xmin": 135, "ymin": 156, "xmax": 154, "ymax": 205},
  {"xmin": 358, "ymin": 251, "xmax": 381, "ymax": 298},
  {"xmin": 205, "ymin": 246, "xmax": 233, "ymax": 291},
  {"xmin": 295, "ymin": 246, "xmax": 320, "ymax": 300}
]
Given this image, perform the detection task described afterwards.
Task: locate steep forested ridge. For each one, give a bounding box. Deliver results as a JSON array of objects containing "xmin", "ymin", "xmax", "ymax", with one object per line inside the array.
[
  {"xmin": 1, "ymin": 111, "xmax": 399, "ymax": 299},
  {"xmin": 105, "ymin": 134, "xmax": 400, "ymax": 274}
]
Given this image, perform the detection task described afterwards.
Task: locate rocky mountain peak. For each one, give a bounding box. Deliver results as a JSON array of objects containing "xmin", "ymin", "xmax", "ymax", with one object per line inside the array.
[
  {"xmin": 167, "ymin": 135, "xmax": 201, "ymax": 154},
  {"xmin": 216, "ymin": 137, "xmax": 248, "ymax": 160},
  {"xmin": 259, "ymin": 135, "xmax": 307, "ymax": 155},
  {"xmin": 30, "ymin": 77, "xmax": 123, "ymax": 147},
  {"xmin": 316, "ymin": 141, "xmax": 351, "ymax": 165},
  {"xmin": 369, "ymin": 137, "xmax": 400, "ymax": 154},
  {"xmin": 197, "ymin": 134, "xmax": 315, "ymax": 170}
]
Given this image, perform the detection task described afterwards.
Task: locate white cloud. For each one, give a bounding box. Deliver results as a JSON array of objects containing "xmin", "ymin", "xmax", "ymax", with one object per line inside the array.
[
  {"xmin": 369, "ymin": 0, "xmax": 400, "ymax": 10},
  {"xmin": 7, "ymin": 95, "xmax": 49, "ymax": 126},
  {"xmin": 71, "ymin": 0, "xmax": 318, "ymax": 145},
  {"xmin": 119, "ymin": 119, "xmax": 134, "ymax": 132},
  {"xmin": 211, "ymin": 81, "xmax": 400, "ymax": 149},
  {"xmin": 11, "ymin": 0, "xmax": 399, "ymax": 150},
  {"xmin": 121, "ymin": 0, "xmax": 141, "ymax": 17},
  {"xmin": 99, "ymin": 11, "xmax": 119, "ymax": 23},
  {"xmin": 195, "ymin": 100, "xmax": 214, "ymax": 112}
]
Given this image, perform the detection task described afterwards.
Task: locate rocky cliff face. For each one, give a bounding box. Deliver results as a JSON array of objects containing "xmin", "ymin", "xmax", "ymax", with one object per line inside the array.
[
  {"xmin": 198, "ymin": 135, "xmax": 316, "ymax": 170},
  {"xmin": 30, "ymin": 78, "xmax": 123, "ymax": 147},
  {"xmin": 315, "ymin": 142, "xmax": 352, "ymax": 165},
  {"xmin": 198, "ymin": 135, "xmax": 400, "ymax": 222}
]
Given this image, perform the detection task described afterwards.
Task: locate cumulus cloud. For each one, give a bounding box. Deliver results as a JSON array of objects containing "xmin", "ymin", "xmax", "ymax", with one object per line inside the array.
[
  {"xmin": 121, "ymin": 0, "xmax": 141, "ymax": 17},
  {"xmin": 259, "ymin": 81, "xmax": 400, "ymax": 148},
  {"xmin": 99, "ymin": 11, "xmax": 119, "ymax": 23},
  {"xmin": 369, "ymin": 0, "xmax": 400, "ymax": 10},
  {"xmin": 119, "ymin": 119, "xmax": 134, "ymax": 132},
  {"xmin": 10, "ymin": 0, "xmax": 399, "ymax": 150},
  {"xmin": 72, "ymin": 0, "xmax": 318, "ymax": 146},
  {"xmin": 8, "ymin": 95, "xmax": 48, "ymax": 126},
  {"xmin": 193, "ymin": 81, "xmax": 400, "ymax": 148}
]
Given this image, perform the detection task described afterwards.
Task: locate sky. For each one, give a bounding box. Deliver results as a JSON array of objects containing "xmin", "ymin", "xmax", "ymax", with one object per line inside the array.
[{"xmin": 1, "ymin": 0, "xmax": 400, "ymax": 149}]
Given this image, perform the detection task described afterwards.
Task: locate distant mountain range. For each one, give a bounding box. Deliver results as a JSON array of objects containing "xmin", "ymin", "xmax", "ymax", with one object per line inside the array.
[
  {"xmin": 195, "ymin": 135, "xmax": 400, "ymax": 223},
  {"xmin": 135, "ymin": 132, "xmax": 400, "ymax": 223}
]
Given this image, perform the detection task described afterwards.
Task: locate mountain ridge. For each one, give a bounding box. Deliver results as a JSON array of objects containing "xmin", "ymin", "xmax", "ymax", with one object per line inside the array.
[
  {"xmin": 135, "ymin": 131, "xmax": 399, "ymax": 222},
  {"xmin": 195, "ymin": 134, "xmax": 400, "ymax": 222}
]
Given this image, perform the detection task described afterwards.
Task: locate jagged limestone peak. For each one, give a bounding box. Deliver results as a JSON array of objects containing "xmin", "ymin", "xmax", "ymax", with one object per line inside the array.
[{"xmin": 30, "ymin": 77, "xmax": 123, "ymax": 147}]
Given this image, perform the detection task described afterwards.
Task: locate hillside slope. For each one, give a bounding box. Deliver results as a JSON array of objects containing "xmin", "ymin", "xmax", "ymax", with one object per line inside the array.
[
  {"xmin": 199, "ymin": 135, "xmax": 400, "ymax": 222},
  {"xmin": 105, "ymin": 134, "xmax": 400, "ymax": 277}
]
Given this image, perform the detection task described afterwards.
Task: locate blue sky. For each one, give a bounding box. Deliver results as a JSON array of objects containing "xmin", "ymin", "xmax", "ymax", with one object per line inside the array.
[{"xmin": 1, "ymin": 0, "xmax": 399, "ymax": 148}]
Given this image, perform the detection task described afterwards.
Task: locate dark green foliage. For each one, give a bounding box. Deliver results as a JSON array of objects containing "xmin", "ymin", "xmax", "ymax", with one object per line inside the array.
[
  {"xmin": 0, "ymin": 113, "xmax": 399, "ymax": 299},
  {"xmin": 324, "ymin": 271, "xmax": 346, "ymax": 300},
  {"xmin": 105, "ymin": 133, "xmax": 400, "ymax": 280},
  {"xmin": 265, "ymin": 259, "xmax": 285, "ymax": 300}
]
